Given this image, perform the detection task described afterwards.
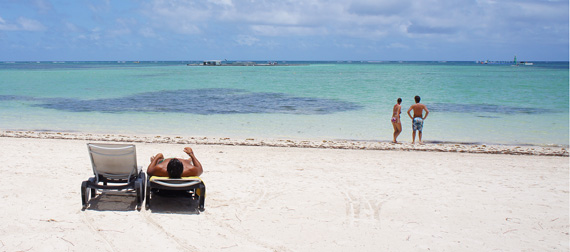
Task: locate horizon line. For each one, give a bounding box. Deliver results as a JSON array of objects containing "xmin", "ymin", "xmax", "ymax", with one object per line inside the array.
[{"xmin": 2, "ymin": 60, "xmax": 569, "ymax": 63}]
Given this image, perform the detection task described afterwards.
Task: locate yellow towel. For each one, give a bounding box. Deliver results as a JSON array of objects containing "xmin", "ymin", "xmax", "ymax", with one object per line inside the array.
[{"xmin": 149, "ymin": 176, "xmax": 202, "ymax": 182}]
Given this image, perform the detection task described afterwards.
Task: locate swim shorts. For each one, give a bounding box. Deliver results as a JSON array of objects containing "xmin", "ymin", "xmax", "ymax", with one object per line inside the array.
[{"xmin": 413, "ymin": 117, "xmax": 423, "ymax": 131}]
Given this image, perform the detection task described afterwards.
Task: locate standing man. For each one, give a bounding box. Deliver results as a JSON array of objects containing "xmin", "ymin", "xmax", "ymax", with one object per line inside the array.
[{"xmin": 407, "ymin": 96, "xmax": 429, "ymax": 144}]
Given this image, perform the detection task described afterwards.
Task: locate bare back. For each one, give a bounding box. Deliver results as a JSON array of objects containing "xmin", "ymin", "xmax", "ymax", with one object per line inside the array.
[
  {"xmin": 151, "ymin": 158, "xmax": 202, "ymax": 177},
  {"xmin": 147, "ymin": 147, "xmax": 204, "ymax": 178},
  {"xmin": 392, "ymin": 104, "xmax": 401, "ymax": 117}
]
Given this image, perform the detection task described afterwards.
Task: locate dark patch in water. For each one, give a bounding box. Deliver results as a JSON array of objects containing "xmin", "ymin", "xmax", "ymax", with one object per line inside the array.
[
  {"xmin": 429, "ymin": 103, "xmax": 553, "ymax": 114},
  {"xmin": 0, "ymin": 95, "xmax": 37, "ymax": 101},
  {"xmin": 2, "ymin": 89, "xmax": 363, "ymax": 115}
]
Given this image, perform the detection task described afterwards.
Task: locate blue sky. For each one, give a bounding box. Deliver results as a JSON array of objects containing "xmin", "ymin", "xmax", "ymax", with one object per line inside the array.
[{"xmin": 0, "ymin": 0, "xmax": 568, "ymax": 61}]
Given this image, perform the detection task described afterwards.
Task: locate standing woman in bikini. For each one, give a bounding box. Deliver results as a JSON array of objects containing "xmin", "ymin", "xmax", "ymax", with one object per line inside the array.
[{"xmin": 391, "ymin": 98, "xmax": 402, "ymax": 143}]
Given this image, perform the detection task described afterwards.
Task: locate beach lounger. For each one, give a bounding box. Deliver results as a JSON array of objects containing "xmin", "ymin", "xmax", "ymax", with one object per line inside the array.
[
  {"xmin": 81, "ymin": 143, "xmax": 145, "ymax": 211},
  {"xmin": 145, "ymin": 176, "xmax": 205, "ymax": 211}
]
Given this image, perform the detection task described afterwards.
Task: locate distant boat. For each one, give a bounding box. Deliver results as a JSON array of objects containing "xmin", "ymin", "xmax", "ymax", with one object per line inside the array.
[
  {"xmin": 476, "ymin": 56, "xmax": 533, "ymax": 66},
  {"xmin": 187, "ymin": 60, "xmax": 302, "ymax": 66},
  {"xmin": 476, "ymin": 60, "xmax": 511, "ymax": 65},
  {"xmin": 186, "ymin": 60, "xmax": 222, "ymax": 66},
  {"xmin": 513, "ymin": 56, "xmax": 533, "ymax": 66},
  {"xmin": 202, "ymin": 60, "xmax": 222, "ymax": 66}
]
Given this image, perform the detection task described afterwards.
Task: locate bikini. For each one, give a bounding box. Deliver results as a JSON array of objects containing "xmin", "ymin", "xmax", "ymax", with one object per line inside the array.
[
  {"xmin": 392, "ymin": 106, "xmax": 401, "ymax": 123},
  {"xmin": 157, "ymin": 158, "xmax": 175, "ymax": 164}
]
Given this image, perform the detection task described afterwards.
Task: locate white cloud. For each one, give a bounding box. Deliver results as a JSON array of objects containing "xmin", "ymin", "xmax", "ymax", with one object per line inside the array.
[
  {"xmin": 107, "ymin": 18, "xmax": 136, "ymax": 37},
  {"xmin": 250, "ymin": 25, "xmax": 327, "ymax": 36},
  {"xmin": 88, "ymin": 0, "xmax": 111, "ymax": 13},
  {"xmin": 235, "ymin": 35, "xmax": 259, "ymax": 46},
  {"xmin": 139, "ymin": 27, "xmax": 158, "ymax": 38},
  {"xmin": 18, "ymin": 17, "xmax": 45, "ymax": 31},
  {"xmin": 0, "ymin": 16, "xmax": 7, "ymax": 25},
  {"xmin": 89, "ymin": 28, "xmax": 102, "ymax": 41},
  {"xmin": 207, "ymin": 0, "xmax": 233, "ymax": 7},
  {"xmin": 65, "ymin": 22, "xmax": 80, "ymax": 32},
  {"xmin": 0, "ymin": 16, "xmax": 45, "ymax": 31},
  {"xmin": 142, "ymin": 0, "xmax": 212, "ymax": 34},
  {"xmin": 347, "ymin": 0, "xmax": 411, "ymax": 16},
  {"xmin": 33, "ymin": 0, "xmax": 53, "ymax": 13},
  {"xmin": 386, "ymin": 42, "xmax": 408, "ymax": 49},
  {"xmin": 136, "ymin": 0, "xmax": 567, "ymax": 50}
]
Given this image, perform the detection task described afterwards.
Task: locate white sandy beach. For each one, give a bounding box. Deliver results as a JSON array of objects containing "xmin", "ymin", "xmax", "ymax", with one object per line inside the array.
[{"xmin": 0, "ymin": 135, "xmax": 568, "ymax": 251}]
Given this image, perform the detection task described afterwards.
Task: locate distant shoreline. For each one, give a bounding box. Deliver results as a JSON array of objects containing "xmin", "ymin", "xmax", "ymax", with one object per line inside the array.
[
  {"xmin": 186, "ymin": 61, "xmax": 308, "ymax": 66},
  {"xmin": 3, "ymin": 60, "xmax": 569, "ymax": 64},
  {"xmin": 2, "ymin": 130, "xmax": 567, "ymax": 157}
]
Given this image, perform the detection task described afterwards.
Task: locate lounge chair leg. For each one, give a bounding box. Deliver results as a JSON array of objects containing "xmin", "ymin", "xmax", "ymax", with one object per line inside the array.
[
  {"xmin": 87, "ymin": 177, "xmax": 97, "ymax": 198},
  {"xmin": 135, "ymin": 180, "xmax": 142, "ymax": 211},
  {"xmin": 139, "ymin": 173, "xmax": 146, "ymax": 206},
  {"xmin": 81, "ymin": 181, "xmax": 88, "ymax": 210},
  {"xmin": 198, "ymin": 186, "xmax": 206, "ymax": 212},
  {"xmin": 145, "ymin": 180, "xmax": 151, "ymax": 210}
]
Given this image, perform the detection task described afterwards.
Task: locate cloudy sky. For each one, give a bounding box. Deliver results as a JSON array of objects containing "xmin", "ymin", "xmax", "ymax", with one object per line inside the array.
[{"xmin": 0, "ymin": 0, "xmax": 568, "ymax": 61}]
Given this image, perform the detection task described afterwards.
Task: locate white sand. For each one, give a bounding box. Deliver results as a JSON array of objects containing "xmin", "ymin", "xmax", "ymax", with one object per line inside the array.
[{"xmin": 0, "ymin": 136, "xmax": 568, "ymax": 251}]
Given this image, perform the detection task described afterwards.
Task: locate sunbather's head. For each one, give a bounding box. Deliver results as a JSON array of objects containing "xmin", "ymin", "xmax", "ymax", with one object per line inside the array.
[{"xmin": 167, "ymin": 158, "xmax": 184, "ymax": 178}]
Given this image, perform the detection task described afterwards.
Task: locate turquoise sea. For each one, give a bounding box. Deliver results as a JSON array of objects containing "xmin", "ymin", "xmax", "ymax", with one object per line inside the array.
[{"xmin": 0, "ymin": 61, "xmax": 568, "ymax": 146}]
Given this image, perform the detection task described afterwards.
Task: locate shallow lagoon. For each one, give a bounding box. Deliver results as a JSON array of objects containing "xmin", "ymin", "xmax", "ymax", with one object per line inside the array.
[{"xmin": 0, "ymin": 61, "xmax": 568, "ymax": 146}]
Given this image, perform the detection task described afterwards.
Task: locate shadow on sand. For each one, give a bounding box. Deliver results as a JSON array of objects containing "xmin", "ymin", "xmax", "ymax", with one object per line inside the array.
[
  {"xmin": 146, "ymin": 190, "xmax": 202, "ymax": 215},
  {"xmin": 82, "ymin": 190, "xmax": 202, "ymax": 214},
  {"xmin": 83, "ymin": 191, "xmax": 139, "ymax": 211}
]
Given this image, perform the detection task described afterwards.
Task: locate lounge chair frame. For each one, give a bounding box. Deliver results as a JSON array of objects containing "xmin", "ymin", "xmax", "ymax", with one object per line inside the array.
[{"xmin": 81, "ymin": 143, "xmax": 145, "ymax": 210}]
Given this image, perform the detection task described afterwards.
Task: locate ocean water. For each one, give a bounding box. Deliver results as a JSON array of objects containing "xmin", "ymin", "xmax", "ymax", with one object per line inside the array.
[{"xmin": 0, "ymin": 61, "xmax": 568, "ymax": 146}]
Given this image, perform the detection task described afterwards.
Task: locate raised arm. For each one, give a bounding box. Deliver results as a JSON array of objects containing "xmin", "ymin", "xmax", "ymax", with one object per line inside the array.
[
  {"xmin": 184, "ymin": 147, "xmax": 203, "ymax": 176},
  {"xmin": 146, "ymin": 153, "xmax": 164, "ymax": 176}
]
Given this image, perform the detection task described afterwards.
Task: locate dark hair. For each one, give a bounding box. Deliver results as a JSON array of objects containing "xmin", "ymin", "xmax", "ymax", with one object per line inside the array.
[
  {"xmin": 167, "ymin": 158, "xmax": 184, "ymax": 178},
  {"xmin": 397, "ymin": 98, "xmax": 402, "ymax": 104},
  {"xmin": 414, "ymin": 96, "xmax": 421, "ymax": 103}
]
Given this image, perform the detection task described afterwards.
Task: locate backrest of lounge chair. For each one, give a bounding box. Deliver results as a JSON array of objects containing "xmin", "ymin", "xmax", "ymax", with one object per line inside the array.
[{"xmin": 87, "ymin": 143, "xmax": 138, "ymax": 182}]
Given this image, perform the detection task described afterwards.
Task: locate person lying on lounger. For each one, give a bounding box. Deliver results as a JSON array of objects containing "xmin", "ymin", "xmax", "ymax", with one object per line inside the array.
[{"xmin": 147, "ymin": 147, "xmax": 203, "ymax": 178}]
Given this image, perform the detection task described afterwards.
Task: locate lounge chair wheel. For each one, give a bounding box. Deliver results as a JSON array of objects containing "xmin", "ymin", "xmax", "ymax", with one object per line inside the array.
[
  {"xmin": 145, "ymin": 178, "xmax": 151, "ymax": 210},
  {"xmin": 135, "ymin": 180, "xmax": 142, "ymax": 211},
  {"xmin": 139, "ymin": 173, "xmax": 146, "ymax": 205},
  {"xmin": 87, "ymin": 177, "xmax": 97, "ymax": 198}
]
